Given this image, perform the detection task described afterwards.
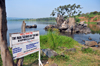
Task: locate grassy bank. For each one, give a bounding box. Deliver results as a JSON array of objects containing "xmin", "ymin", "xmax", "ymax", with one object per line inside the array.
[
  {"xmin": 84, "ymin": 22, "xmax": 100, "ymax": 34},
  {"xmin": 0, "ymin": 31, "xmax": 100, "ymax": 66}
]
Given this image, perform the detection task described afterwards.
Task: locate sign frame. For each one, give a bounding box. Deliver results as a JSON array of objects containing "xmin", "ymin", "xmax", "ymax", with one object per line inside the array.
[{"xmin": 9, "ymin": 31, "xmax": 43, "ymax": 66}]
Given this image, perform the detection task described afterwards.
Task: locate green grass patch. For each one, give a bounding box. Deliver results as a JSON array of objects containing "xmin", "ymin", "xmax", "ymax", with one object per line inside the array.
[
  {"xmin": 40, "ymin": 31, "xmax": 79, "ymax": 51},
  {"xmin": 82, "ymin": 48, "xmax": 98, "ymax": 55},
  {"xmin": 85, "ymin": 22, "xmax": 97, "ymax": 25},
  {"xmin": 93, "ymin": 17, "xmax": 97, "ymax": 21}
]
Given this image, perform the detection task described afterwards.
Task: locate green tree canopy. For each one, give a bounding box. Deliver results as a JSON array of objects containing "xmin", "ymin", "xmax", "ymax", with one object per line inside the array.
[{"xmin": 51, "ymin": 4, "xmax": 82, "ymax": 17}]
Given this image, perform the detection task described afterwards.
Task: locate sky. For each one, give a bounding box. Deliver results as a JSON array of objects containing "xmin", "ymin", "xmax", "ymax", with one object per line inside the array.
[{"xmin": 5, "ymin": 0, "xmax": 100, "ymax": 18}]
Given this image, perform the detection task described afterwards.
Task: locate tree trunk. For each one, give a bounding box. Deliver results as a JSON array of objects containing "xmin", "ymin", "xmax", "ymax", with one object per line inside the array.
[{"xmin": 0, "ymin": 0, "xmax": 14, "ymax": 66}]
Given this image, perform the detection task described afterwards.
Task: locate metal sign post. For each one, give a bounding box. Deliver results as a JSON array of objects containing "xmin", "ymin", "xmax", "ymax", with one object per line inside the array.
[{"xmin": 9, "ymin": 31, "xmax": 43, "ymax": 66}]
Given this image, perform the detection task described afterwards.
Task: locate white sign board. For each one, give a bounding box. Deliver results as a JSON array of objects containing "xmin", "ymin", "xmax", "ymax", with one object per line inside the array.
[{"xmin": 10, "ymin": 31, "xmax": 40, "ymax": 60}]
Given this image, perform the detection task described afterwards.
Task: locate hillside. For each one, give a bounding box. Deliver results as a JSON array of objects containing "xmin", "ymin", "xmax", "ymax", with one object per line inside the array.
[{"xmin": 79, "ymin": 15, "xmax": 100, "ymax": 22}]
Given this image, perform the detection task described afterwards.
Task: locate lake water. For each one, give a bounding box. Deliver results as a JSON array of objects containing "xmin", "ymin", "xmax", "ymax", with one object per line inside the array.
[{"xmin": 7, "ymin": 21, "xmax": 100, "ymax": 46}]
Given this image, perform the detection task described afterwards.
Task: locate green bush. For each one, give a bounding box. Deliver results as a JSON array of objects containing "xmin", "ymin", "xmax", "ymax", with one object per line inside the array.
[
  {"xmin": 93, "ymin": 17, "xmax": 97, "ymax": 21},
  {"xmin": 75, "ymin": 18, "xmax": 81, "ymax": 22}
]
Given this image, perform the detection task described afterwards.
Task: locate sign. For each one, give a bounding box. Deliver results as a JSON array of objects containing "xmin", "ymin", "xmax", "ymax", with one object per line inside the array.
[{"xmin": 10, "ymin": 31, "xmax": 40, "ymax": 60}]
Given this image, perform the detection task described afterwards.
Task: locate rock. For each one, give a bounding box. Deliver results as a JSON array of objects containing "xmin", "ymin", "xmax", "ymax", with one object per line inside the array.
[
  {"xmin": 42, "ymin": 48, "xmax": 58, "ymax": 58},
  {"xmin": 59, "ymin": 21, "xmax": 69, "ymax": 30},
  {"xmin": 83, "ymin": 24, "xmax": 87, "ymax": 27},
  {"xmin": 66, "ymin": 18, "xmax": 76, "ymax": 29},
  {"xmin": 65, "ymin": 29, "xmax": 71, "ymax": 33},
  {"xmin": 98, "ymin": 44, "xmax": 100, "ymax": 47},
  {"xmin": 75, "ymin": 28, "xmax": 80, "ymax": 33},
  {"xmin": 81, "ymin": 46, "xmax": 89, "ymax": 50},
  {"xmin": 82, "ymin": 40, "xmax": 85, "ymax": 42},
  {"xmin": 88, "ymin": 36, "xmax": 92, "ymax": 40},
  {"xmin": 25, "ymin": 25, "xmax": 37, "ymax": 28},
  {"xmin": 50, "ymin": 63, "xmax": 58, "ymax": 66},
  {"xmin": 56, "ymin": 14, "xmax": 65, "ymax": 27},
  {"xmin": 79, "ymin": 21, "xmax": 85, "ymax": 25},
  {"xmin": 85, "ymin": 41, "xmax": 97, "ymax": 47},
  {"xmin": 97, "ymin": 21, "xmax": 100, "ymax": 25},
  {"xmin": 65, "ymin": 48, "xmax": 76, "ymax": 52},
  {"xmin": 44, "ymin": 25, "xmax": 55, "ymax": 30}
]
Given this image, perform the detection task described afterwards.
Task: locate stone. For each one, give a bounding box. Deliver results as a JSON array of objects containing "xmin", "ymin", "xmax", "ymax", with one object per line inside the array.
[
  {"xmin": 82, "ymin": 40, "xmax": 85, "ymax": 42},
  {"xmin": 97, "ymin": 21, "xmax": 100, "ymax": 25},
  {"xmin": 49, "ymin": 63, "xmax": 58, "ymax": 66},
  {"xmin": 25, "ymin": 24, "xmax": 37, "ymax": 28},
  {"xmin": 85, "ymin": 41, "xmax": 98, "ymax": 47},
  {"xmin": 79, "ymin": 21, "xmax": 85, "ymax": 25},
  {"xmin": 42, "ymin": 48, "xmax": 58, "ymax": 58},
  {"xmin": 56, "ymin": 15, "xmax": 65, "ymax": 27},
  {"xmin": 81, "ymin": 47, "xmax": 89, "ymax": 50},
  {"xmin": 66, "ymin": 18, "xmax": 76, "ymax": 29},
  {"xmin": 65, "ymin": 29, "xmax": 71, "ymax": 33},
  {"xmin": 83, "ymin": 24, "xmax": 87, "ymax": 27},
  {"xmin": 88, "ymin": 37, "xmax": 92, "ymax": 40},
  {"xmin": 98, "ymin": 44, "xmax": 100, "ymax": 47}
]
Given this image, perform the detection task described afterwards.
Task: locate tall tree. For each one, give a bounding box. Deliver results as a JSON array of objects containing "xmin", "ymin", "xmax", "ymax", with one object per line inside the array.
[
  {"xmin": 0, "ymin": 0, "xmax": 14, "ymax": 66},
  {"xmin": 51, "ymin": 4, "xmax": 82, "ymax": 17}
]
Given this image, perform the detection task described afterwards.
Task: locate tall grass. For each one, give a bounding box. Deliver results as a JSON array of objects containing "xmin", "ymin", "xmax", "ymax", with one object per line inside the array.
[
  {"xmin": 88, "ymin": 24, "xmax": 100, "ymax": 33},
  {"xmin": 40, "ymin": 31, "xmax": 79, "ymax": 50}
]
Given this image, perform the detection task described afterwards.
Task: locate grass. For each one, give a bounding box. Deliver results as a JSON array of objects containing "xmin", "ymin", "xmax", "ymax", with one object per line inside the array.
[
  {"xmin": 0, "ymin": 31, "xmax": 100, "ymax": 66},
  {"xmin": 40, "ymin": 31, "xmax": 79, "ymax": 51}
]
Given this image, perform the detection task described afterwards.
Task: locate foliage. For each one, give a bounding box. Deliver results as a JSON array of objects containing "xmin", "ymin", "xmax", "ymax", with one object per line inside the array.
[
  {"xmin": 8, "ymin": 17, "xmax": 56, "ymax": 22},
  {"xmin": 75, "ymin": 17, "xmax": 81, "ymax": 22},
  {"xmin": 51, "ymin": 55, "xmax": 69, "ymax": 61},
  {"xmin": 93, "ymin": 17, "xmax": 97, "ymax": 21},
  {"xmin": 51, "ymin": 4, "xmax": 82, "ymax": 17},
  {"xmin": 82, "ymin": 48, "xmax": 98, "ymax": 54}
]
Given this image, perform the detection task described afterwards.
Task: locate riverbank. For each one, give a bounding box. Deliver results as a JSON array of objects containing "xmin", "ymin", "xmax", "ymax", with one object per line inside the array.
[{"xmin": 0, "ymin": 31, "xmax": 100, "ymax": 66}]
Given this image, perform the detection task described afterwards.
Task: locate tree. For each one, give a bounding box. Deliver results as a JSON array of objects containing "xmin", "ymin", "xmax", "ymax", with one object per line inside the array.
[
  {"xmin": 51, "ymin": 4, "xmax": 82, "ymax": 17},
  {"xmin": 0, "ymin": 0, "xmax": 14, "ymax": 66}
]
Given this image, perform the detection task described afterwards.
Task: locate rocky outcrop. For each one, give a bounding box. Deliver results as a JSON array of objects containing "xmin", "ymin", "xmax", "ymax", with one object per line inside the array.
[
  {"xmin": 56, "ymin": 14, "xmax": 65, "ymax": 27},
  {"xmin": 85, "ymin": 41, "xmax": 97, "ymax": 47},
  {"xmin": 45, "ymin": 15, "xmax": 91, "ymax": 34}
]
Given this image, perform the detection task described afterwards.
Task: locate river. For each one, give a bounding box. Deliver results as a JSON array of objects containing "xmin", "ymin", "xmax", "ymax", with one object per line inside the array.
[{"xmin": 7, "ymin": 21, "xmax": 100, "ymax": 46}]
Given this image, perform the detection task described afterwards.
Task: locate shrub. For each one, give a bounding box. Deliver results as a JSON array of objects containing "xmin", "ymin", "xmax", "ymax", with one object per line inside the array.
[{"xmin": 93, "ymin": 17, "xmax": 97, "ymax": 21}]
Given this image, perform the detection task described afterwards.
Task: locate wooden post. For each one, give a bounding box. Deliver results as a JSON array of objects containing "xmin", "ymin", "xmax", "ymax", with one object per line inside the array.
[
  {"xmin": 0, "ymin": 0, "xmax": 14, "ymax": 66},
  {"xmin": 16, "ymin": 21, "xmax": 26, "ymax": 66}
]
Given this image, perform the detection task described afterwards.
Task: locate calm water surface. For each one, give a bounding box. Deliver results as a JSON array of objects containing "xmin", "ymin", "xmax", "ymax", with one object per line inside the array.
[{"xmin": 7, "ymin": 21, "xmax": 100, "ymax": 46}]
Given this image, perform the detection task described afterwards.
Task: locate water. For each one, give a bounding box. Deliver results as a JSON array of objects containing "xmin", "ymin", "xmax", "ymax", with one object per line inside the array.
[
  {"xmin": 7, "ymin": 21, "xmax": 56, "ymax": 46},
  {"xmin": 7, "ymin": 21, "xmax": 100, "ymax": 46}
]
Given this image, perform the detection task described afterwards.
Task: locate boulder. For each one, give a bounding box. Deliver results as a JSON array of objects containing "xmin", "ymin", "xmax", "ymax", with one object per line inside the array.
[
  {"xmin": 66, "ymin": 18, "xmax": 76, "ymax": 29},
  {"xmin": 98, "ymin": 44, "xmax": 100, "ymax": 47},
  {"xmin": 79, "ymin": 21, "xmax": 85, "ymax": 25},
  {"xmin": 85, "ymin": 41, "xmax": 97, "ymax": 47},
  {"xmin": 56, "ymin": 15, "xmax": 65, "ymax": 27},
  {"xmin": 88, "ymin": 36, "xmax": 92, "ymax": 40},
  {"xmin": 65, "ymin": 29, "xmax": 71, "ymax": 33},
  {"xmin": 44, "ymin": 25, "xmax": 55, "ymax": 30},
  {"xmin": 83, "ymin": 24, "xmax": 87, "ymax": 27},
  {"xmin": 50, "ymin": 63, "xmax": 58, "ymax": 66},
  {"xmin": 25, "ymin": 25, "xmax": 37, "ymax": 28},
  {"xmin": 42, "ymin": 48, "xmax": 58, "ymax": 58}
]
